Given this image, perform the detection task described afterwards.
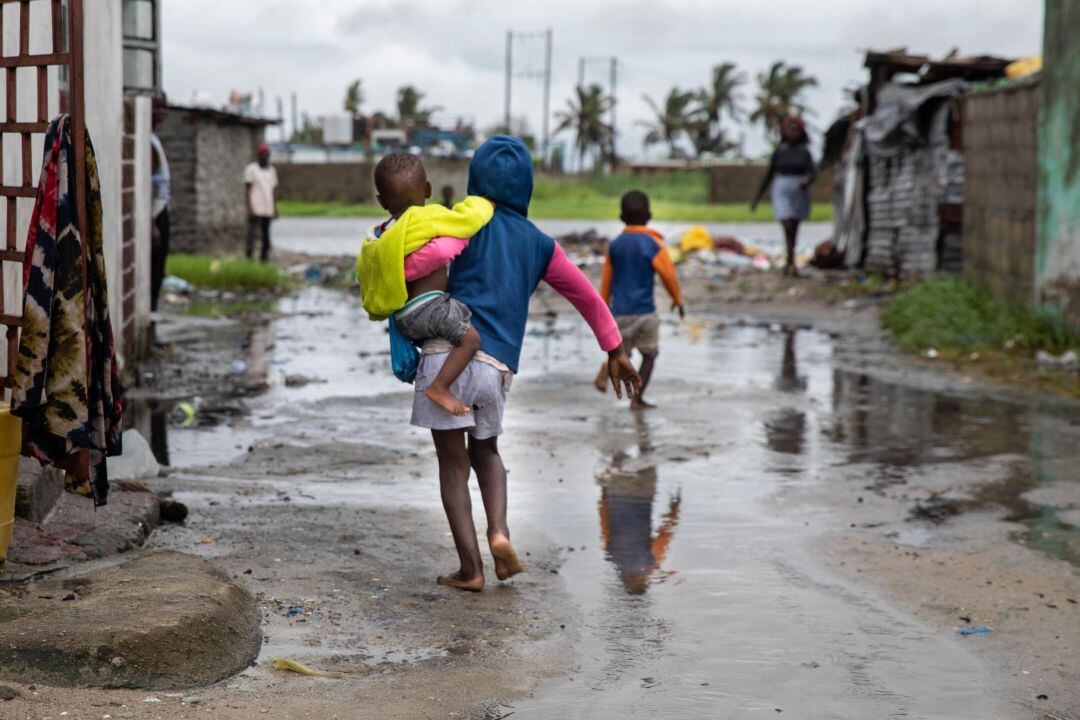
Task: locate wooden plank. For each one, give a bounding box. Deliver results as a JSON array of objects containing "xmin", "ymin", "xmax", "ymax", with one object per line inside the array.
[
  {"xmin": 0, "ymin": 120, "xmax": 47, "ymax": 133},
  {"xmin": 0, "ymin": 52, "xmax": 70, "ymax": 69},
  {"xmin": 0, "ymin": 184, "xmax": 35, "ymax": 197},
  {"xmin": 6, "ymin": 67, "xmax": 14, "ymax": 124},
  {"xmin": 52, "ymin": 0, "xmax": 64, "ymax": 54},
  {"xmin": 18, "ymin": 0, "xmax": 28, "ymax": 57},
  {"xmin": 4, "ymin": 199, "xmax": 13, "ymax": 250},
  {"xmin": 0, "ymin": 248, "xmax": 22, "ymax": 261},
  {"xmin": 0, "ymin": 314, "xmax": 21, "ymax": 327},
  {"xmin": 37, "ymin": 65, "xmax": 46, "ymax": 121},
  {"xmin": 20, "ymin": 132, "xmax": 30, "ymax": 187}
]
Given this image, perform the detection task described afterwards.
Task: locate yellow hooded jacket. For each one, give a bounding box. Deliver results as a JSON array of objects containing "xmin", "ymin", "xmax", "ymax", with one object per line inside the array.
[{"xmin": 356, "ymin": 196, "xmax": 493, "ymax": 321}]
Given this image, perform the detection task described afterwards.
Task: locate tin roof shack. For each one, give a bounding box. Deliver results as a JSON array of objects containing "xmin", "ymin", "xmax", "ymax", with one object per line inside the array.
[
  {"xmin": 156, "ymin": 106, "xmax": 278, "ymax": 253},
  {"xmin": 856, "ymin": 51, "xmax": 1011, "ymax": 277}
]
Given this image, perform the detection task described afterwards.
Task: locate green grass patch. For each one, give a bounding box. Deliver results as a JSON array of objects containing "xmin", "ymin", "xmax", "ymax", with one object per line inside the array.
[
  {"xmin": 165, "ymin": 254, "xmax": 293, "ymax": 291},
  {"xmin": 882, "ymin": 275, "xmax": 1079, "ymax": 354},
  {"xmin": 184, "ymin": 297, "xmax": 278, "ymax": 318},
  {"xmin": 278, "ymin": 198, "xmax": 833, "ymax": 223}
]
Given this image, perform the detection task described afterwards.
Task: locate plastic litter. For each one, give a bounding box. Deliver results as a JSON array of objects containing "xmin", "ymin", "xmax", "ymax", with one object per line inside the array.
[
  {"xmin": 679, "ymin": 225, "xmax": 713, "ymax": 254},
  {"xmin": 161, "ymin": 275, "xmax": 193, "ymax": 294},
  {"xmin": 271, "ymin": 658, "xmax": 348, "ymax": 679},
  {"xmin": 231, "ymin": 359, "xmax": 248, "ymax": 374},
  {"xmin": 175, "ymin": 402, "xmax": 197, "ymax": 427},
  {"xmin": 956, "ymin": 626, "xmax": 992, "ymax": 636}
]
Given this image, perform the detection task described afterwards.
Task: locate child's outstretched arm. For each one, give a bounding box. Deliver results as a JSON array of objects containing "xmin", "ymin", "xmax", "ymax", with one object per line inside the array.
[{"xmin": 651, "ymin": 241, "xmax": 684, "ymax": 316}]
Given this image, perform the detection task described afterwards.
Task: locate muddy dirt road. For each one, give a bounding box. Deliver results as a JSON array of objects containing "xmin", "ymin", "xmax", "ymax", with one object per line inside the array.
[{"xmin": 9, "ymin": 280, "xmax": 1079, "ymax": 719}]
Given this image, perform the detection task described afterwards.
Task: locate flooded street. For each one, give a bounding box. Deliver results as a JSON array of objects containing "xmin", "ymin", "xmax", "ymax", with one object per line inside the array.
[{"xmin": 114, "ymin": 284, "xmax": 1080, "ymax": 719}]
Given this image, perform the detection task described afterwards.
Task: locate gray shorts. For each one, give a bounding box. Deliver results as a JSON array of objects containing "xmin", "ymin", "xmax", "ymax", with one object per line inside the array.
[
  {"xmin": 395, "ymin": 292, "xmax": 471, "ymax": 344},
  {"xmin": 411, "ymin": 353, "xmax": 508, "ymax": 439},
  {"xmin": 616, "ymin": 312, "xmax": 661, "ymax": 356}
]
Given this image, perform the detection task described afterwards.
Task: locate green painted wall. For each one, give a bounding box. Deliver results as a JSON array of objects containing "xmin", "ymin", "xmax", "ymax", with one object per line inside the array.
[{"xmin": 1038, "ymin": 0, "xmax": 1080, "ymax": 326}]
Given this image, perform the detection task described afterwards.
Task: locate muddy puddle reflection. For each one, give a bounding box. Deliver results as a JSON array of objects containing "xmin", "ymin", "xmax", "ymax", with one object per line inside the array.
[{"xmin": 143, "ymin": 287, "xmax": 1079, "ymax": 717}]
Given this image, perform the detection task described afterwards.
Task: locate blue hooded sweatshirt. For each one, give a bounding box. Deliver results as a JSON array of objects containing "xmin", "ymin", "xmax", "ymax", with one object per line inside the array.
[{"xmin": 448, "ymin": 136, "xmax": 555, "ymax": 373}]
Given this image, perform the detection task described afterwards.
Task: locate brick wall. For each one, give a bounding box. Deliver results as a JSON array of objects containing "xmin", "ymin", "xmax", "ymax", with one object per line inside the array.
[
  {"xmin": 962, "ymin": 78, "xmax": 1039, "ymax": 308},
  {"xmin": 120, "ymin": 99, "xmax": 138, "ymax": 357},
  {"xmin": 156, "ymin": 108, "xmax": 265, "ymax": 253}
]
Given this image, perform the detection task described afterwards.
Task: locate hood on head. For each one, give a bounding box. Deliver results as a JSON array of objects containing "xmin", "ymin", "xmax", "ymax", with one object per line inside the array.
[{"xmin": 467, "ymin": 135, "xmax": 533, "ymax": 216}]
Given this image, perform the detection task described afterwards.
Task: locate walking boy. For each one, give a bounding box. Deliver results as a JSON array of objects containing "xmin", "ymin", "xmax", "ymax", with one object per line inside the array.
[
  {"xmin": 244, "ymin": 143, "xmax": 278, "ymax": 261},
  {"xmin": 595, "ymin": 190, "xmax": 684, "ymax": 410}
]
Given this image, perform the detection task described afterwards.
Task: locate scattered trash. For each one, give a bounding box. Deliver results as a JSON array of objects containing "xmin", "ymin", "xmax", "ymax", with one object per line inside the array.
[
  {"xmin": 143, "ymin": 696, "xmax": 161, "ymax": 703},
  {"xmin": 182, "ymin": 696, "xmax": 202, "ymax": 705},
  {"xmin": 175, "ymin": 401, "xmax": 197, "ymax": 427},
  {"xmin": 161, "ymin": 275, "xmax": 193, "ymax": 294},
  {"xmin": 956, "ymin": 626, "xmax": 992, "ymax": 636},
  {"xmin": 924, "ymin": 348, "xmax": 939, "ymax": 359},
  {"xmin": 1036, "ymin": 693, "xmax": 1049, "ymax": 701},
  {"xmin": 0, "ymin": 685, "xmax": 19, "ymax": 701},
  {"xmin": 271, "ymin": 658, "xmax": 347, "ymax": 679},
  {"xmin": 679, "ymin": 225, "xmax": 714, "ymax": 254},
  {"xmin": 62, "ymin": 593, "xmax": 76, "ymax": 601},
  {"xmin": 284, "ymin": 373, "xmax": 325, "ymax": 388},
  {"xmin": 201, "ymin": 537, "xmax": 214, "ymax": 545},
  {"xmin": 231, "ymin": 359, "xmax": 248, "ymax": 374},
  {"xmin": 1035, "ymin": 349, "xmax": 1078, "ymax": 370}
]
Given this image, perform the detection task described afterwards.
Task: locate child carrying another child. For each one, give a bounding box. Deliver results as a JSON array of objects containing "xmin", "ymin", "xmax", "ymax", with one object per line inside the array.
[
  {"xmin": 595, "ymin": 190, "xmax": 684, "ymax": 410},
  {"xmin": 356, "ymin": 153, "xmax": 492, "ymax": 416}
]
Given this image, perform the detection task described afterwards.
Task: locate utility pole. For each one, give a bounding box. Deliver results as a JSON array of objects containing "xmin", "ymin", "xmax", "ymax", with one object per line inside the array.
[
  {"xmin": 504, "ymin": 31, "xmax": 513, "ymax": 133},
  {"xmin": 542, "ymin": 28, "xmax": 552, "ymax": 167},
  {"xmin": 290, "ymin": 92, "xmax": 298, "ymax": 141},
  {"xmin": 609, "ymin": 58, "xmax": 618, "ymax": 163}
]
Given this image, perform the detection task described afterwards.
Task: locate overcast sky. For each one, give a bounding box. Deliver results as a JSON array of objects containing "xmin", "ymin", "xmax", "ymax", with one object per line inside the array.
[{"xmin": 162, "ymin": 0, "xmax": 1043, "ymax": 159}]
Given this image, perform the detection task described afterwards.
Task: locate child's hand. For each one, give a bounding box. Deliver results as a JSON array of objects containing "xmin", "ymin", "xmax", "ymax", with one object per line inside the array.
[
  {"xmin": 607, "ymin": 348, "xmax": 641, "ymax": 400},
  {"xmin": 672, "ymin": 302, "xmax": 685, "ymax": 319}
]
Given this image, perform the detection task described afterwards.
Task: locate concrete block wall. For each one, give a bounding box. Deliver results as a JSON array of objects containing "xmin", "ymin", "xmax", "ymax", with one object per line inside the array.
[
  {"xmin": 707, "ymin": 164, "xmax": 834, "ymax": 204},
  {"xmin": 276, "ymin": 157, "xmax": 471, "ymax": 207},
  {"xmin": 962, "ymin": 79, "xmax": 1040, "ymax": 308}
]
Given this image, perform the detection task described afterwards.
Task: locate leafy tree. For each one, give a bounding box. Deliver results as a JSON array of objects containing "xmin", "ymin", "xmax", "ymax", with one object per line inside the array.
[
  {"xmin": 396, "ymin": 85, "xmax": 441, "ymax": 129},
  {"xmin": 554, "ymin": 84, "xmax": 614, "ymax": 171},
  {"xmin": 344, "ymin": 79, "xmax": 364, "ymax": 116},
  {"xmin": 639, "ymin": 88, "xmax": 696, "ymax": 159},
  {"xmin": 750, "ymin": 61, "xmax": 818, "ymax": 140}
]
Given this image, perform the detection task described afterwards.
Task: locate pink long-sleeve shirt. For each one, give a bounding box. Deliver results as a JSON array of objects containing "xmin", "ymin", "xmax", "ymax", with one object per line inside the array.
[{"xmin": 404, "ymin": 236, "xmax": 621, "ymax": 353}]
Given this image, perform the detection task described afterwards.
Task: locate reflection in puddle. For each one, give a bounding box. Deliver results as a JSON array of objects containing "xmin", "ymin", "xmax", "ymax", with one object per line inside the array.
[{"xmin": 597, "ymin": 417, "xmax": 681, "ymax": 595}]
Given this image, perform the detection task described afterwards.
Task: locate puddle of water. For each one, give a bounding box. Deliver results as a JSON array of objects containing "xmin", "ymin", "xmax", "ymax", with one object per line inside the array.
[
  {"xmin": 273, "ymin": 217, "xmax": 833, "ymax": 258},
  {"xmin": 145, "ymin": 285, "xmax": 1080, "ymax": 716}
]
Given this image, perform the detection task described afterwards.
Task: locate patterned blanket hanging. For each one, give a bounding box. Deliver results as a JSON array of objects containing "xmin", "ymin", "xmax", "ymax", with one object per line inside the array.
[{"xmin": 11, "ymin": 114, "xmax": 123, "ymax": 506}]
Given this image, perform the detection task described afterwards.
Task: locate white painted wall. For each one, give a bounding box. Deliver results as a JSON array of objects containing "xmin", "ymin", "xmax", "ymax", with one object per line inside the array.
[
  {"xmin": 0, "ymin": 0, "xmax": 148, "ymax": 389},
  {"xmin": 132, "ymin": 95, "xmax": 152, "ymax": 346}
]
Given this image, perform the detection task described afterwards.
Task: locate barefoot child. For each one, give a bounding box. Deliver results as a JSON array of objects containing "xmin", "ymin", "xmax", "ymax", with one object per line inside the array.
[
  {"xmin": 357, "ymin": 153, "xmax": 493, "ymax": 416},
  {"xmin": 595, "ymin": 190, "xmax": 684, "ymax": 410},
  {"xmin": 409, "ymin": 136, "xmax": 642, "ymax": 592}
]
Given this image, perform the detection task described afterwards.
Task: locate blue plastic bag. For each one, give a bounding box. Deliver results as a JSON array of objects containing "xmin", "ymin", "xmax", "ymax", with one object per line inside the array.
[{"xmin": 388, "ymin": 316, "xmax": 419, "ymax": 384}]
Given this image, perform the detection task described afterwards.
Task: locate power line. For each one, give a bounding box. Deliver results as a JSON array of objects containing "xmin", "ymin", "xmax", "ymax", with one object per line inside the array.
[{"xmin": 504, "ymin": 28, "xmax": 553, "ymax": 166}]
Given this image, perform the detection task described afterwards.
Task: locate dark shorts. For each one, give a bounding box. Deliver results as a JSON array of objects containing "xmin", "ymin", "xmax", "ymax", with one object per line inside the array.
[{"xmin": 394, "ymin": 292, "xmax": 471, "ymax": 345}]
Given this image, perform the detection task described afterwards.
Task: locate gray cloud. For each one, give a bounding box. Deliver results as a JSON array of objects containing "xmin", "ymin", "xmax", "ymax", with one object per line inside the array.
[{"xmin": 163, "ymin": 0, "xmax": 1043, "ymax": 157}]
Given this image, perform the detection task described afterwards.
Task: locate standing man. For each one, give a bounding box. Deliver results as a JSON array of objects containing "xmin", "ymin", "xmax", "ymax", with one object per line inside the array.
[
  {"xmin": 150, "ymin": 97, "xmax": 171, "ymax": 319},
  {"xmin": 595, "ymin": 190, "xmax": 684, "ymax": 410},
  {"xmin": 244, "ymin": 142, "xmax": 278, "ymax": 261}
]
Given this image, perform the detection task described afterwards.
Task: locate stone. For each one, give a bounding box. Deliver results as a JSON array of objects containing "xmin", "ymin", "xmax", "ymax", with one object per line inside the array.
[{"xmin": 0, "ymin": 551, "xmax": 262, "ymax": 689}]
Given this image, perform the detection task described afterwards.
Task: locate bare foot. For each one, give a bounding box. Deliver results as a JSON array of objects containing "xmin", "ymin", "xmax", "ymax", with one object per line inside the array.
[
  {"xmin": 426, "ymin": 384, "xmax": 472, "ymax": 416},
  {"xmin": 437, "ymin": 571, "xmax": 485, "ymax": 592},
  {"xmin": 631, "ymin": 398, "xmax": 657, "ymax": 411},
  {"xmin": 489, "ymin": 534, "xmax": 524, "ymax": 581}
]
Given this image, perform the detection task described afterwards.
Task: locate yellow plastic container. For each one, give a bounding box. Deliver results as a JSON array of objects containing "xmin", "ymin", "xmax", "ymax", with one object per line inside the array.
[{"xmin": 0, "ymin": 402, "xmax": 19, "ymax": 564}]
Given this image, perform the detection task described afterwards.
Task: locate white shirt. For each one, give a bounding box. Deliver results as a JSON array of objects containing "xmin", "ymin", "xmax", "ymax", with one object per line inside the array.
[{"xmin": 244, "ymin": 162, "xmax": 278, "ymax": 218}]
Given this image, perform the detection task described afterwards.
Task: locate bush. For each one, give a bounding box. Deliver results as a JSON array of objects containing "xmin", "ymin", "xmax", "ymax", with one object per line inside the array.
[
  {"xmin": 165, "ymin": 254, "xmax": 293, "ymax": 291},
  {"xmin": 882, "ymin": 275, "xmax": 1079, "ymax": 354}
]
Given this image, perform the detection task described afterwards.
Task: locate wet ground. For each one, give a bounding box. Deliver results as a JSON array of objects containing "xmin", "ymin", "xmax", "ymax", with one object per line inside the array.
[
  {"xmin": 273, "ymin": 217, "xmax": 833, "ymax": 258},
  {"xmin": 72, "ymin": 280, "xmax": 1078, "ymax": 719}
]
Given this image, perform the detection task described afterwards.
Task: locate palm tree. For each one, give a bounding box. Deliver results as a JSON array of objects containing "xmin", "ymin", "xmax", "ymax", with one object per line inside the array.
[
  {"xmin": 396, "ymin": 85, "xmax": 441, "ymax": 129},
  {"xmin": 690, "ymin": 62, "xmax": 745, "ymax": 157},
  {"xmin": 639, "ymin": 88, "xmax": 696, "ymax": 159},
  {"xmin": 750, "ymin": 61, "xmax": 818, "ymax": 140},
  {"xmin": 344, "ymin": 79, "xmax": 363, "ymax": 116},
  {"xmin": 554, "ymin": 84, "xmax": 613, "ymax": 172}
]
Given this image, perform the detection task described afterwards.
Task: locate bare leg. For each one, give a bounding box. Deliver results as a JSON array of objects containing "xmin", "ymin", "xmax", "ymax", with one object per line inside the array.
[
  {"xmin": 426, "ymin": 326, "xmax": 481, "ymax": 417},
  {"xmin": 432, "ymin": 430, "xmax": 484, "ymax": 591},
  {"xmin": 631, "ymin": 352, "xmax": 658, "ymax": 410},
  {"xmin": 781, "ymin": 219, "xmax": 799, "ymax": 276},
  {"xmin": 469, "ymin": 436, "xmax": 523, "ymax": 581}
]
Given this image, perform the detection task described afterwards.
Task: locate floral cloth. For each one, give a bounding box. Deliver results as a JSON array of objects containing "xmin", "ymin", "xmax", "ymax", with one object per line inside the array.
[{"xmin": 11, "ymin": 115, "xmax": 123, "ymax": 506}]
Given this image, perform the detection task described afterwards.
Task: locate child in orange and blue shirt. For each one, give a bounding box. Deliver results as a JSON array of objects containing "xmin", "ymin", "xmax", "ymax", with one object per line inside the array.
[{"xmin": 595, "ymin": 190, "xmax": 684, "ymax": 410}]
